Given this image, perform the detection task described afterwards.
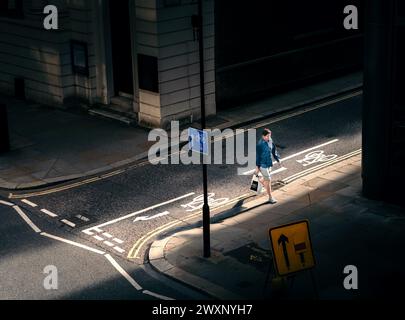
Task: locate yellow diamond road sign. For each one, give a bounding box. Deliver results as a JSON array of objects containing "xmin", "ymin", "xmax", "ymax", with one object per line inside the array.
[{"xmin": 269, "ymin": 220, "xmax": 315, "ymax": 277}]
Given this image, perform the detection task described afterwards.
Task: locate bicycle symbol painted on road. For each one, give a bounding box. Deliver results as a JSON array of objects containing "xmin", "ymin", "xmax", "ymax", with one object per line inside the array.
[
  {"xmin": 181, "ymin": 193, "xmax": 229, "ymax": 212},
  {"xmin": 296, "ymin": 150, "xmax": 338, "ymax": 167}
]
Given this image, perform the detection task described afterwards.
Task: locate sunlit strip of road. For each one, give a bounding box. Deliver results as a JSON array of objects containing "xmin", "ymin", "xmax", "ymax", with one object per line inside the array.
[
  {"xmin": 282, "ymin": 149, "xmax": 362, "ymax": 184},
  {"xmin": 242, "ymin": 139, "xmax": 339, "ymax": 176},
  {"xmin": 82, "ymin": 192, "xmax": 196, "ymax": 233},
  {"xmin": 128, "ymin": 192, "xmax": 253, "ymax": 259}
]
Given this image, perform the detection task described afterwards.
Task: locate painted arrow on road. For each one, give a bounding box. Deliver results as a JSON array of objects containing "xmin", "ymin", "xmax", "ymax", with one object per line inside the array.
[
  {"xmin": 133, "ymin": 211, "xmax": 170, "ymax": 222},
  {"xmin": 278, "ymin": 234, "xmax": 290, "ymax": 270}
]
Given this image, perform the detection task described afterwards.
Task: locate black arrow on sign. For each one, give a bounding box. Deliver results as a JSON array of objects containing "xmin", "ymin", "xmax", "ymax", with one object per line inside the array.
[{"xmin": 278, "ymin": 234, "xmax": 290, "ymax": 270}]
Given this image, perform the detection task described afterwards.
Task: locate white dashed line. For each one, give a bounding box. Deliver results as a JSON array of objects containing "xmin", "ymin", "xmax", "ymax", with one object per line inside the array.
[
  {"xmin": 104, "ymin": 241, "xmax": 114, "ymax": 247},
  {"xmin": 142, "ymin": 290, "xmax": 174, "ymax": 301},
  {"xmin": 83, "ymin": 229, "xmax": 95, "ymax": 236},
  {"xmin": 13, "ymin": 205, "xmax": 41, "ymax": 233},
  {"xmin": 0, "ymin": 200, "xmax": 14, "ymax": 206},
  {"xmin": 41, "ymin": 232, "xmax": 105, "ymax": 255},
  {"xmin": 61, "ymin": 219, "xmax": 76, "ymax": 228},
  {"xmin": 40, "ymin": 209, "xmax": 58, "ymax": 218},
  {"xmin": 93, "ymin": 235, "xmax": 104, "ymax": 241},
  {"xmin": 114, "ymin": 246, "xmax": 125, "ymax": 254},
  {"xmin": 103, "ymin": 232, "xmax": 113, "ymax": 238},
  {"xmin": 105, "ymin": 254, "xmax": 142, "ymax": 290},
  {"xmin": 21, "ymin": 199, "xmax": 38, "ymax": 208},
  {"xmin": 113, "ymin": 238, "xmax": 124, "ymax": 244}
]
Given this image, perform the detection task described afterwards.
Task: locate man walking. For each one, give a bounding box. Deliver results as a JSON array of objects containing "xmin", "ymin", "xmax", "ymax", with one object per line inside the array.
[{"xmin": 255, "ymin": 128, "xmax": 281, "ymax": 204}]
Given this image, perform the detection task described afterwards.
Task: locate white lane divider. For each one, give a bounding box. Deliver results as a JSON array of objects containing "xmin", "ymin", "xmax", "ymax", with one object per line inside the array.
[
  {"xmin": 105, "ymin": 254, "xmax": 142, "ymax": 290},
  {"xmin": 280, "ymin": 139, "xmax": 339, "ymax": 162},
  {"xmin": 61, "ymin": 219, "xmax": 76, "ymax": 228},
  {"xmin": 13, "ymin": 205, "xmax": 42, "ymax": 233},
  {"xmin": 103, "ymin": 232, "xmax": 113, "ymax": 238},
  {"xmin": 89, "ymin": 228, "xmax": 126, "ymax": 253},
  {"xmin": 40, "ymin": 232, "xmax": 106, "ymax": 255},
  {"xmin": 83, "ymin": 192, "xmax": 195, "ymax": 233},
  {"xmin": 113, "ymin": 238, "xmax": 124, "ymax": 244},
  {"xmin": 9, "ymin": 204, "xmax": 175, "ymax": 300},
  {"xmin": 104, "ymin": 241, "xmax": 115, "ymax": 247},
  {"xmin": 0, "ymin": 200, "xmax": 14, "ymax": 206},
  {"xmin": 242, "ymin": 166, "xmax": 287, "ymax": 176},
  {"xmin": 143, "ymin": 290, "xmax": 174, "ymax": 301},
  {"xmin": 21, "ymin": 199, "xmax": 38, "ymax": 208},
  {"xmin": 114, "ymin": 246, "xmax": 125, "ymax": 254},
  {"xmin": 242, "ymin": 139, "xmax": 339, "ymax": 176},
  {"xmin": 40, "ymin": 209, "xmax": 58, "ymax": 218}
]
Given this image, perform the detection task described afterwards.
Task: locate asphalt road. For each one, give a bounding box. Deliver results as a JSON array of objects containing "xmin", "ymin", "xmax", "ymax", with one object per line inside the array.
[{"xmin": 0, "ymin": 92, "xmax": 362, "ymax": 299}]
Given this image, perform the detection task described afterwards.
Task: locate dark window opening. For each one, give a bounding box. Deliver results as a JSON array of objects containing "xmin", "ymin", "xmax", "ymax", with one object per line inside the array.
[
  {"xmin": 71, "ymin": 41, "xmax": 89, "ymax": 77},
  {"xmin": 0, "ymin": 0, "xmax": 23, "ymax": 18},
  {"xmin": 138, "ymin": 54, "xmax": 159, "ymax": 93}
]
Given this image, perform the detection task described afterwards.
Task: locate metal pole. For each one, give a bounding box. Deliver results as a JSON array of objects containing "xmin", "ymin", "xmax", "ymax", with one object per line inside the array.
[{"xmin": 197, "ymin": 0, "xmax": 211, "ymax": 258}]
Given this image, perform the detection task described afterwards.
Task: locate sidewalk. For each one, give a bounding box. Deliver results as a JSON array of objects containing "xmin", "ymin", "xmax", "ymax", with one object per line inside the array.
[
  {"xmin": 149, "ymin": 154, "xmax": 405, "ymax": 300},
  {"xmin": 0, "ymin": 72, "xmax": 362, "ymax": 190}
]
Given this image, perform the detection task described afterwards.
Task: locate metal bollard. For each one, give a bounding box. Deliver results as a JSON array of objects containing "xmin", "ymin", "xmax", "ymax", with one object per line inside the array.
[{"xmin": 0, "ymin": 104, "xmax": 10, "ymax": 153}]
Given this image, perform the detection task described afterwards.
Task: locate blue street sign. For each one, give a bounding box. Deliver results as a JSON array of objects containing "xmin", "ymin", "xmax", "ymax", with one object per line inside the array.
[{"xmin": 188, "ymin": 127, "xmax": 209, "ymax": 156}]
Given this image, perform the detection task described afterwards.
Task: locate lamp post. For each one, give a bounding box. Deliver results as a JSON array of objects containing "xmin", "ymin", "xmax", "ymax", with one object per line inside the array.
[{"xmin": 193, "ymin": 0, "xmax": 211, "ymax": 258}]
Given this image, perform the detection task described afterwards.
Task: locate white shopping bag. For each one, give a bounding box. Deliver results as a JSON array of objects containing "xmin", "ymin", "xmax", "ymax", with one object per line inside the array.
[{"xmin": 250, "ymin": 174, "xmax": 262, "ymax": 194}]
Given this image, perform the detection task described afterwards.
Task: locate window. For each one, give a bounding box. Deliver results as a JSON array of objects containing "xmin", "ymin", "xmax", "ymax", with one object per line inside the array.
[
  {"xmin": 0, "ymin": 0, "xmax": 23, "ymax": 18},
  {"xmin": 71, "ymin": 41, "xmax": 89, "ymax": 76},
  {"xmin": 137, "ymin": 54, "xmax": 159, "ymax": 93}
]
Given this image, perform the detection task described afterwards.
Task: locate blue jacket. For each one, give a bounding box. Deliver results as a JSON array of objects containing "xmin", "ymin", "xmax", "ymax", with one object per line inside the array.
[{"xmin": 256, "ymin": 139, "xmax": 280, "ymax": 169}]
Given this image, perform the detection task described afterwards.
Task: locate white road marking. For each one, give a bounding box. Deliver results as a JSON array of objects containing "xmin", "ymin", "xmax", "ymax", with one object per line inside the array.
[
  {"xmin": 93, "ymin": 235, "xmax": 104, "ymax": 241},
  {"xmin": 243, "ymin": 166, "xmax": 288, "ymax": 176},
  {"xmin": 41, "ymin": 232, "xmax": 105, "ymax": 255},
  {"xmin": 142, "ymin": 290, "xmax": 174, "ymax": 301},
  {"xmin": 280, "ymin": 139, "xmax": 339, "ymax": 162},
  {"xmin": 13, "ymin": 205, "xmax": 41, "ymax": 233},
  {"xmin": 105, "ymin": 254, "xmax": 142, "ymax": 290},
  {"xmin": 21, "ymin": 199, "xmax": 38, "ymax": 208},
  {"xmin": 114, "ymin": 246, "xmax": 125, "ymax": 254},
  {"xmin": 129, "ymin": 192, "xmax": 252, "ymax": 259},
  {"xmin": 40, "ymin": 209, "xmax": 58, "ymax": 218},
  {"xmin": 0, "ymin": 200, "xmax": 14, "ymax": 206},
  {"xmin": 181, "ymin": 193, "xmax": 229, "ymax": 212},
  {"xmin": 134, "ymin": 211, "xmax": 170, "ymax": 222},
  {"xmin": 104, "ymin": 241, "xmax": 114, "ymax": 247},
  {"xmin": 83, "ymin": 192, "xmax": 195, "ymax": 232},
  {"xmin": 103, "ymin": 232, "xmax": 113, "ymax": 238},
  {"xmin": 113, "ymin": 238, "xmax": 124, "ymax": 244},
  {"xmin": 83, "ymin": 229, "xmax": 95, "ymax": 236},
  {"xmin": 296, "ymin": 150, "xmax": 338, "ymax": 167},
  {"xmin": 282, "ymin": 149, "xmax": 362, "ymax": 184},
  {"xmin": 61, "ymin": 219, "xmax": 76, "ymax": 228}
]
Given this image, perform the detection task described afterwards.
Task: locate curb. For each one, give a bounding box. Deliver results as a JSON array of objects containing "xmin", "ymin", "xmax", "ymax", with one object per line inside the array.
[
  {"xmin": 148, "ymin": 151, "xmax": 362, "ymax": 300},
  {"xmin": 0, "ymin": 83, "xmax": 362, "ymax": 191}
]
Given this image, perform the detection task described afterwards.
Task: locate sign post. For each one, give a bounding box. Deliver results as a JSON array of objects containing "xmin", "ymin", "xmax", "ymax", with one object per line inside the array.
[{"xmin": 191, "ymin": 0, "xmax": 211, "ymax": 258}]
